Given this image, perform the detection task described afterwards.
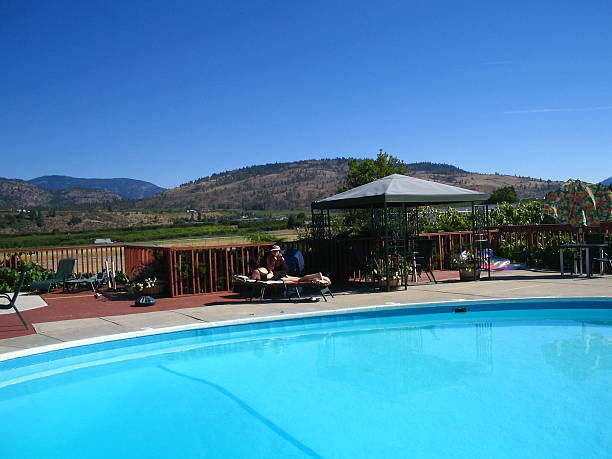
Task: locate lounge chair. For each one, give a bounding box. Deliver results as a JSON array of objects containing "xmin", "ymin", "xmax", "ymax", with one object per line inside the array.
[
  {"xmin": 66, "ymin": 270, "xmax": 108, "ymax": 293},
  {"xmin": 0, "ymin": 266, "xmax": 29, "ymax": 329},
  {"xmin": 232, "ymin": 275, "xmax": 333, "ymax": 302},
  {"xmin": 30, "ymin": 258, "xmax": 76, "ymax": 293}
]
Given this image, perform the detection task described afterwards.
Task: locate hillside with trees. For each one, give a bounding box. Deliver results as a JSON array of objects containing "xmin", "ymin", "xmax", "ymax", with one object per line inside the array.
[{"xmin": 125, "ymin": 158, "xmax": 564, "ymax": 211}]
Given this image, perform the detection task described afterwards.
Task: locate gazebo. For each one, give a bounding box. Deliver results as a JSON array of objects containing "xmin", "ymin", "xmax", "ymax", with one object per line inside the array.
[{"xmin": 311, "ymin": 174, "xmax": 490, "ymax": 289}]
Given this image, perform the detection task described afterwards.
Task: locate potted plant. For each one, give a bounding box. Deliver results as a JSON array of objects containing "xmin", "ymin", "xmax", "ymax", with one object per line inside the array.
[
  {"xmin": 373, "ymin": 253, "xmax": 412, "ymax": 290},
  {"xmin": 127, "ymin": 275, "xmax": 160, "ymax": 297},
  {"xmin": 127, "ymin": 264, "xmax": 165, "ymax": 297},
  {"xmin": 452, "ymin": 250, "xmax": 481, "ymax": 281}
]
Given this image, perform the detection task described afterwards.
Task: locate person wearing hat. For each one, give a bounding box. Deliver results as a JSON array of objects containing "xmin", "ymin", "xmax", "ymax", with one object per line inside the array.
[
  {"xmin": 266, "ymin": 245, "xmax": 289, "ymax": 280},
  {"xmin": 261, "ymin": 245, "xmax": 331, "ymax": 284}
]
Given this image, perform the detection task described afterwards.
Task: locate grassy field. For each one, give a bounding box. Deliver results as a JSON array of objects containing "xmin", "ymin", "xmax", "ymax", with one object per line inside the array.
[
  {"xmin": 134, "ymin": 229, "xmax": 298, "ymax": 247},
  {"xmin": 0, "ymin": 219, "xmax": 295, "ymax": 250}
]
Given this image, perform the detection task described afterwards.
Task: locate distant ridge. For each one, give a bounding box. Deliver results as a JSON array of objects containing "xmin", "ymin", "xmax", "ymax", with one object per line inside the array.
[
  {"xmin": 601, "ymin": 177, "xmax": 612, "ymax": 186},
  {"xmin": 29, "ymin": 175, "xmax": 166, "ymax": 200},
  {"xmin": 125, "ymin": 159, "xmax": 564, "ymax": 211},
  {"xmin": 0, "ymin": 178, "xmax": 122, "ymax": 209}
]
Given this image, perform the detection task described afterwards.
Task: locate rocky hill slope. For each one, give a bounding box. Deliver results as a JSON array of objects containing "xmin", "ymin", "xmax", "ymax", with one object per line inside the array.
[
  {"xmin": 126, "ymin": 159, "xmax": 564, "ymax": 211},
  {"xmin": 0, "ymin": 178, "xmax": 122, "ymax": 209},
  {"xmin": 29, "ymin": 175, "xmax": 165, "ymax": 199}
]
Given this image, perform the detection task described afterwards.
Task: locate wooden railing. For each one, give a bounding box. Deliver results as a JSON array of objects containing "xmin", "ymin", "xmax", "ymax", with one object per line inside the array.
[
  {"xmin": 2, "ymin": 223, "xmax": 609, "ymax": 297},
  {"xmin": 167, "ymin": 243, "xmax": 275, "ymax": 296},
  {"xmin": 0, "ymin": 244, "xmax": 125, "ymax": 274}
]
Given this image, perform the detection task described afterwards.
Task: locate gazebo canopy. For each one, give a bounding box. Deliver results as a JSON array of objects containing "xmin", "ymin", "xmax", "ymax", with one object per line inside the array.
[{"xmin": 312, "ymin": 174, "xmax": 488, "ymax": 209}]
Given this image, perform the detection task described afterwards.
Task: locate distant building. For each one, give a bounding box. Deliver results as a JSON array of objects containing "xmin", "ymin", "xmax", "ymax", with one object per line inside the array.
[{"xmin": 94, "ymin": 238, "xmax": 114, "ymax": 244}]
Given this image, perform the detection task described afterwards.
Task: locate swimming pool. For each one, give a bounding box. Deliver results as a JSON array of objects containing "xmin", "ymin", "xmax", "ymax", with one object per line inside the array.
[{"xmin": 1, "ymin": 298, "xmax": 610, "ymax": 458}]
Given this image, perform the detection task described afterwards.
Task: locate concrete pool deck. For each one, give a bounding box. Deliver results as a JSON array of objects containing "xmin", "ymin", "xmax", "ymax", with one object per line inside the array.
[{"xmin": 0, "ymin": 269, "xmax": 611, "ymax": 356}]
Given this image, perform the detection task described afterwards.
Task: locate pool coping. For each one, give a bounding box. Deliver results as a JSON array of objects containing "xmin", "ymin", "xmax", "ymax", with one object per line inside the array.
[{"xmin": 1, "ymin": 295, "xmax": 611, "ymax": 363}]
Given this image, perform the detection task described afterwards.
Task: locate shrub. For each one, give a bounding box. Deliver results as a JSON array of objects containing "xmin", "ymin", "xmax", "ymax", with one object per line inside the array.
[{"xmin": 0, "ymin": 262, "xmax": 55, "ymax": 293}]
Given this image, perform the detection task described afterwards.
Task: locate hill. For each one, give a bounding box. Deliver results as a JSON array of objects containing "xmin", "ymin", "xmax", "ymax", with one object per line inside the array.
[
  {"xmin": 0, "ymin": 178, "xmax": 122, "ymax": 209},
  {"xmin": 601, "ymin": 177, "xmax": 612, "ymax": 186},
  {"xmin": 126, "ymin": 159, "xmax": 564, "ymax": 211},
  {"xmin": 29, "ymin": 175, "xmax": 166, "ymax": 199}
]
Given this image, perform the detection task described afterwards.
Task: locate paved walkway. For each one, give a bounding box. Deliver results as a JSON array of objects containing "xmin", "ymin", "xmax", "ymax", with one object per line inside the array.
[{"xmin": 1, "ymin": 270, "xmax": 611, "ymax": 356}]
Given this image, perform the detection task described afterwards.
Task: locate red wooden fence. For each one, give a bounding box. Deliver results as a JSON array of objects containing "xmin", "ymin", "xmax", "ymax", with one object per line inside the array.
[
  {"xmin": 2, "ymin": 224, "xmax": 609, "ymax": 297},
  {"xmin": 0, "ymin": 245, "xmax": 124, "ymax": 274}
]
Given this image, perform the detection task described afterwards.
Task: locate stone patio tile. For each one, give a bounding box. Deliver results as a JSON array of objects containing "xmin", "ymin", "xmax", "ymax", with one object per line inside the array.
[
  {"xmin": 0, "ymin": 333, "xmax": 62, "ymax": 350},
  {"xmin": 0, "ymin": 345, "xmax": 23, "ymax": 354},
  {"xmin": 102, "ymin": 310, "xmax": 202, "ymax": 329},
  {"xmin": 34, "ymin": 318, "xmax": 126, "ymax": 341},
  {"xmin": 186, "ymin": 304, "xmax": 283, "ymax": 322},
  {"xmin": 0, "ymin": 293, "xmax": 47, "ymax": 314},
  {"xmin": 177, "ymin": 304, "xmax": 285, "ymax": 322}
]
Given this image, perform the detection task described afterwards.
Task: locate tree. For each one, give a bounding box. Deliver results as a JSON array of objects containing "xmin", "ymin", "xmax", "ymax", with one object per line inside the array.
[
  {"xmin": 338, "ymin": 149, "xmax": 409, "ymax": 192},
  {"xmin": 487, "ymin": 186, "xmax": 519, "ymax": 204},
  {"xmin": 287, "ymin": 214, "xmax": 298, "ymax": 229}
]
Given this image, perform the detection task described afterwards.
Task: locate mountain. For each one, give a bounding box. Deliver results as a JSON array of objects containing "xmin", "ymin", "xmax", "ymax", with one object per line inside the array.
[
  {"xmin": 126, "ymin": 159, "xmax": 565, "ymax": 211},
  {"xmin": 29, "ymin": 175, "xmax": 166, "ymax": 199},
  {"xmin": 0, "ymin": 178, "xmax": 122, "ymax": 209},
  {"xmin": 601, "ymin": 177, "xmax": 612, "ymax": 186}
]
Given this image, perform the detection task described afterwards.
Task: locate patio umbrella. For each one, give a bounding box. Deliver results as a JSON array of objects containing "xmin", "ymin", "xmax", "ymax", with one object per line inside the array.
[{"xmin": 542, "ymin": 179, "xmax": 612, "ymax": 226}]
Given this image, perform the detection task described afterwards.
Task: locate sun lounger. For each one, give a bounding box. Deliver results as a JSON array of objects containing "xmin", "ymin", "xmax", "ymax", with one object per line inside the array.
[
  {"xmin": 232, "ymin": 275, "xmax": 333, "ymax": 302},
  {"xmin": 66, "ymin": 271, "xmax": 108, "ymax": 294},
  {"xmin": 30, "ymin": 258, "xmax": 77, "ymax": 293}
]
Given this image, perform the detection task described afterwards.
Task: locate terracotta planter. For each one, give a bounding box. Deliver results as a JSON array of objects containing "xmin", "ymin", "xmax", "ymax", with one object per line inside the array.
[
  {"xmin": 380, "ymin": 278, "xmax": 401, "ymax": 291},
  {"xmin": 459, "ymin": 268, "xmax": 481, "ymax": 281},
  {"xmin": 128, "ymin": 282, "xmax": 167, "ymax": 298}
]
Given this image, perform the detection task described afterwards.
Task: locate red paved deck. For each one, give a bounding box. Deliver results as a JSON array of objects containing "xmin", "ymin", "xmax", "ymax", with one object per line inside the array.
[{"xmin": 1, "ymin": 270, "xmax": 458, "ymax": 340}]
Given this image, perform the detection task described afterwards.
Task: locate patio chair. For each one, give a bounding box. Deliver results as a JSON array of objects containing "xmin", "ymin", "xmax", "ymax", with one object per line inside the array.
[
  {"xmin": 282, "ymin": 248, "xmax": 305, "ymax": 276},
  {"xmin": 66, "ymin": 270, "xmax": 108, "ymax": 293},
  {"xmin": 414, "ymin": 239, "xmax": 437, "ymax": 283},
  {"xmin": 593, "ymin": 242, "xmax": 612, "ymax": 275},
  {"xmin": 0, "ymin": 265, "xmax": 30, "ymax": 329},
  {"xmin": 584, "ymin": 233, "xmax": 606, "ymax": 274},
  {"xmin": 30, "ymin": 258, "xmax": 76, "ymax": 293}
]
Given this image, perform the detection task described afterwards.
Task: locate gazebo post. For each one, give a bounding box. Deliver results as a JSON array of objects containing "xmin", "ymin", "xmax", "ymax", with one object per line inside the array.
[
  {"xmin": 471, "ymin": 203, "xmax": 491, "ymax": 280},
  {"xmin": 383, "ymin": 202, "xmax": 390, "ymax": 292},
  {"xmin": 402, "ymin": 203, "xmax": 409, "ymax": 290}
]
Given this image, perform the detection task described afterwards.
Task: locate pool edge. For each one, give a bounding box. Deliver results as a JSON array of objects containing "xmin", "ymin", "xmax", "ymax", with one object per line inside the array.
[{"xmin": 1, "ymin": 295, "xmax": 611, "ymax": 363}]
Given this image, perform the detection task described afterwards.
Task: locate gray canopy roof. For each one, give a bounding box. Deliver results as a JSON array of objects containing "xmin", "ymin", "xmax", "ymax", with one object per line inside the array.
[{"xmin": 312, "ymin": 174, "xmax": 488, "ymax": 209}]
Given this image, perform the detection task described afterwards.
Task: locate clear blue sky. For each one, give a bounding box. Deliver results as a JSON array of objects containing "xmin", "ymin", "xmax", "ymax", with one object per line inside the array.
[{"xmin": 1, "ymin": 0, "xmax": 611, "ymax": 188}]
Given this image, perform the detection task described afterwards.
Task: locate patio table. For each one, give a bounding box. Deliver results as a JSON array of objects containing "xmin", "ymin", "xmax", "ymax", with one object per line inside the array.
[{"xmin": 558, "ymin": 243, "xmax": 608, "ymax": 277}]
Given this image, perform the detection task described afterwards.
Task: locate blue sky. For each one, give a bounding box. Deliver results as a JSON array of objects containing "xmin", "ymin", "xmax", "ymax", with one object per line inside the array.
[{"xmin": 1, "ymin": 0, "xmax": 611, "ymax": 188}]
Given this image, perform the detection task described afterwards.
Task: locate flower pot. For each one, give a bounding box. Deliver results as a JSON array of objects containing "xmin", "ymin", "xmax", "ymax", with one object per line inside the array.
[
  {"xmin": 128, "ymin": 282, "xmax": 166, "ymax": 298},
  {"xmin": 380, "ymin": 278, "xmax": 401, "ymax": 291},
  {"xmin": 459, "ymin": 268, "xmax": 481, "ymax": 281}
]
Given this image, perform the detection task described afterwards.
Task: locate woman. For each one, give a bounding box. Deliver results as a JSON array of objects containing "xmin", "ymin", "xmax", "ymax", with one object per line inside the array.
[
  {"xmin": 250, "ymin": 258, "xmax": 330, "ymax": 284},
  {"xmin": 249, "ymin": 260, "xmax": 273, "ymax": 281},
  {"xmin": 266, "ymin": 245, "xmax": 289, "ymax": 279}
]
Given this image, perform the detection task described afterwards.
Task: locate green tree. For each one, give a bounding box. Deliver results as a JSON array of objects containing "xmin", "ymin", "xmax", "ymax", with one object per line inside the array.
[
  {"xmin": 338, "ymin": 149, "xmax": 409, "ymax": 192},
  {"xmin": 487, "ymin": 186, "xmax": 519, "ymax": 204}
]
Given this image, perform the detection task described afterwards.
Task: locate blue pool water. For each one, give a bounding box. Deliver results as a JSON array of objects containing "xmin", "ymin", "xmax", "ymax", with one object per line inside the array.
[{"xmin": 1, "ymin": 298, "xmax": 611, "ymax": 458}]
